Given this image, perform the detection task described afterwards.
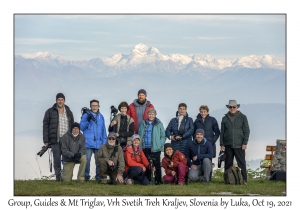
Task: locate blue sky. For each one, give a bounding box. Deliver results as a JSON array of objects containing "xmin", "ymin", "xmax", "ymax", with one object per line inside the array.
[{"xmin": 14, "ymin": 14, "xmax": 285, "ymax": 61}]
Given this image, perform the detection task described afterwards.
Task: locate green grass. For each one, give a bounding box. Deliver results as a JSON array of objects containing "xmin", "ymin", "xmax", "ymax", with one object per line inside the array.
[{"xmin": 14, "ymin": 178, "xmax": 286, "ymax": 196}]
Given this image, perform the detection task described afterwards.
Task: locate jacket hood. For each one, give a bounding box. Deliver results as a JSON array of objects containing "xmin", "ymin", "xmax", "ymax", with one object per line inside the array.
[
  {"xmin": 133, "ymin": 99, "xmax": 151, "ymax": 107},
  {"xmin": 145, "ymin": 117, "xmax": 161, "ymax": 125},
  {"xmin": 193, "ymin": 137, "xmax": 207, "ymax": 145}
]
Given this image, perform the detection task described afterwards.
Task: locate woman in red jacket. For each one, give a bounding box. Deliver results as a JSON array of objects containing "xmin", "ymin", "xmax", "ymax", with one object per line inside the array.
[
  {"xmin": 123, "ymin": 134, "xmax": 151, "ymax": 185},
  {"xmin": 162, "ymin": 143, "xmax": 189, "ymax": 185}
]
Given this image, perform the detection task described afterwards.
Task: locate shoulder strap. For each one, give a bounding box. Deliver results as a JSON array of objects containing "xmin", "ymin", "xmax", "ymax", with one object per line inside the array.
[{"xmin": 110, "ymin": 146, "xmax": 119, "ymax": 159}]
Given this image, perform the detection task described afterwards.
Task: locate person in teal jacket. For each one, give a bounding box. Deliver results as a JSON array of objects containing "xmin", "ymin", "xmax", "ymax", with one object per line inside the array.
[{"xmin": 138, "ymin": 108, "xmax": 166, "ymax": 184}]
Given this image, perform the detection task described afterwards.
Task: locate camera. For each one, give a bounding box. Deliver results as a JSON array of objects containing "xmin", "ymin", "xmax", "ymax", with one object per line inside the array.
[
  {"xmin": 37, "ymin": 144, "xmax": 50, "ymax": 157},
  {"xmin": 81, "ymin": 107, "xmax": 96, "ymax": 122},
  {"xmin": 107, "ymin": 165, "xmax": 117, "ymax": 174},
  {"xmin": 110, "ymin": 106, "xmax": 118, "ymax": 115},
  {"xmin": 147, "ymin": 155, "xmax": 156, "ymax": 164},
  {"xmin": 177, "ymin": 130, "xmax": 185, "ymax": 137}
]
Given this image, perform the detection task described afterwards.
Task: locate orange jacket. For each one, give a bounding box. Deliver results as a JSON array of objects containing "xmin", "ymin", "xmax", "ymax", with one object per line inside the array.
[{"xmin": 123, "ymin": 145, "xmax": 150, "ymax": 174}]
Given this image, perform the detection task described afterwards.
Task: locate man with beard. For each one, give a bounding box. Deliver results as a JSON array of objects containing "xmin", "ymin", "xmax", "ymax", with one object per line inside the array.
[
  {"xmin": 127, "ymin": 89, "xmax": 154, "ymax": 134},
  {"xmin": 43, "ymin": 93, "xmax": 74, "ymax": 181}
]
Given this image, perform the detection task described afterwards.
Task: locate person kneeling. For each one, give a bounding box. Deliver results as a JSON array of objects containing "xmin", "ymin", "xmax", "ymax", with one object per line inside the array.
[
  {"xmin": 185, "ymin": 129, "xmax": 213, "ymax": 183},
  {"xmin": 96, "ymin": 132, "xmax": 125, "ymax": 184},
  {"xmin": 61, "ymin": 122, "xmax": 87, "ymax": 182},
  {"xmin": 123, "ymin": 134, "xmax": 153, "ymax": 185},
  {"xmin": 162, "ymin": 143, "xmax": 188, "ymax": 185}
]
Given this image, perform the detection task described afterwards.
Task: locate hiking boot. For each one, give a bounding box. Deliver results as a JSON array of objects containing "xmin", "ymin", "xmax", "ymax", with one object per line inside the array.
[
  {"xmin": 101, "ymin": 179, "xmax": 108, "ymax": 184},
  {"xmin": 199, "ymin": 176, "xmax": 203, "ymax": 182},
  {"xmin": 243, "ymin": 180, "xmax": 247, "ymax": 185},
  {"xmin": 125, "ymin": 178, "xmax": 133, "ymax": 185}
]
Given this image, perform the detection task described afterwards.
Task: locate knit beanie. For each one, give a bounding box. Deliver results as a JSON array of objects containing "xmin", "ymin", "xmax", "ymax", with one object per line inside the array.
[
  {"xmin": 138, "ymin": 89, "xmax": 147, "ymax": 96},
  {"xmin": 195, "ymin": 128, "xmax": 205, "ymax": 136},
  {"xmin": 71, "ymin": 122, "xmax": 80, "ymax": 130},
  {"xmin": 164, "ymin": 143, "xmax": 173, "ymax": 153},
  {"xmin": 56, "ymin": 93, "xmax": 65, "ymax": 100}
]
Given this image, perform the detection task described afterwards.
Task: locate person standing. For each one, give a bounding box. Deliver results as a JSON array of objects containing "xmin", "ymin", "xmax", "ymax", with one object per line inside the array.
[
  {"xmin": 185, "ymin": 129, "xmax": 213, "ymax": 183},
  {"xmin": 108, "ymin": 101, "xmax": 134, "ymax": 147},
  {"xmin": 43, "ymin": 93, "xmax": 74, "ymax": 181},
  {"xmin": 127, "ymin": 89, "xmax": 154, "ymax": 134},
  {"xmin": 165, "ymin": 103, "xmax": 194, "ymax": 154},
  {"xmin": 60, "ymin": 122, "xmax": 87, "ymax": 182},
  {"xmin": 138, "ymin": 108, "xmax": 166, "ymax": 185},
  {"xmin": 80, "ymin": 99, "xmax": 107, "ymax": 181},
  {"xmin": 220, "ymin": 100, "xmax": 250, "ymax": 185}
]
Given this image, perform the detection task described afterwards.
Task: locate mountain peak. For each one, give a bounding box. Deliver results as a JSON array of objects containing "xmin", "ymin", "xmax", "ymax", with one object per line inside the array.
[{"xmin": 132, "ymin": 43, "xmax": 148, "ymax": 53}]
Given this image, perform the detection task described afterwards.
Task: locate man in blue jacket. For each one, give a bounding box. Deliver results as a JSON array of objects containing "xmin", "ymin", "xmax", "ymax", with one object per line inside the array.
[
  {"xmin": 185, "ymin": 128, "xmax": 213, "ymax": 183},
  {"xmin": 80, "ymin": 99, "xmax": 107, "ymax": 181}
]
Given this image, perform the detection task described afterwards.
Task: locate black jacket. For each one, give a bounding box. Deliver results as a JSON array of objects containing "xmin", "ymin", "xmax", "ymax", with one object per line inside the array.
[{"xmin": 43, "ymin": 103, "xmax": 74, "ymax": 144}]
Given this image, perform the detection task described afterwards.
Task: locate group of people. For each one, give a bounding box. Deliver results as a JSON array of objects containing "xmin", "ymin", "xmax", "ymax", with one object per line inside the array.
[{"xmin": 42, "ymin": 89, "xmax": 250, "ymax": 185}]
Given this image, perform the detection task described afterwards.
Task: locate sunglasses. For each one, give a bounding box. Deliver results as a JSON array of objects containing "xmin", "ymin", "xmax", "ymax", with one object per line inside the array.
[
  {"xmin": 229, "ymin": 106, "xmax": 237, "ymax": 109},
  {"xmin": 108, "ymin": 137, "xmax": 116, "ymax": 140}
]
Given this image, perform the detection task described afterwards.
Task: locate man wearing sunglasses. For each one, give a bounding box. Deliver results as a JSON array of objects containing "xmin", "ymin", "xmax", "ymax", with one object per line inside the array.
[{"xmin": 220, "ymin": 100, "xmax": 250, "ymax": 185}]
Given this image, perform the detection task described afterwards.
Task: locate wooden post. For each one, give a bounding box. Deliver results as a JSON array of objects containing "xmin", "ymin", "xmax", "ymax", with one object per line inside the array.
[{"xmin": 265, "ymin": 146, "xmax": 276, "ymax": 170}]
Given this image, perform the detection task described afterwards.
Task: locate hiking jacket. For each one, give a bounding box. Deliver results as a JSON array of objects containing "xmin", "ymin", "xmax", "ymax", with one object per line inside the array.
[
  {"xmin": 138, "ymin": 117, "xmax": 166, "ymax": 153},
  {"xmin": 165, "ymin": 112, "xmax": 194, "ymax": 154},
  {"xmin": 193, "ymin": 113, "xmax": 220, "ymax": 157},
  {"xmin": 108, "ymin": 114, "xmax": 134, "ymax": 146},
  {"xmin": 123, "ymin": 145, "xmax": 150, "ymax": 174},
  {"xmin": 162, "ymin": 150, "xmax": 188, "ymax": 176},
  {"xmin": 61, "ymin": 130, "xmax": 86, "ymax": 162},
  {"xmin": 220, "ymin": 111, "xmax": 250, "ymax": 147},
  {"xmin": 127, "ymin": 99, "xmax": 154, "ymax": 134},
  {"xmin": 80, "ymin": 110, "xmax": 107, "ymax": 149},
  {"xmin": 185, "ymin": 138, "xmax": 213, "ymax": 167},
  {"xmin": 96, "ymin": 141, "xmax": 125, "ymax": 175},
  {"xmin": 43, "ymin": 103, "xmax": 74, "ymax": 144}
]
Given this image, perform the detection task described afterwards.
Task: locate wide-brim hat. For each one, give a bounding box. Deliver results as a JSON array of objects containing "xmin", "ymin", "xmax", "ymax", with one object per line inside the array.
[{"xmin": 226, "ymin": 100, "xmax": 240, "ymax": 108}]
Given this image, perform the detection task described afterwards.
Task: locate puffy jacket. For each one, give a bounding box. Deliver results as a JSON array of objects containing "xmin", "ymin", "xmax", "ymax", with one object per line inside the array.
[
  {"xmin": 165, "ymin": 112, "xmax": 194, "ymax": 154},
  {"xmin": 61, "ymin": 130, "xmax": 86, "ymax": 162},
  {"xmin": 220, "ymin": 111, "xmax": 250, "ymax": 147},
  {"xmin": 127, "ymin": 99, "xmax": 154, "ymax": 134},
  {"xmin": 80, "ymin": 110, "xmax": 107, "ymax": 149},
  {"xmin": 185, "ymin": 138, "xmax": 213, "ymax": 167},
  {"xmin": 96, "ymin": 141, "xmax": 125, "ymax": 175},
  {"xmin": 138, "ymin": 118, "xmax": 166, "ymax": 153},
  {"xmin": 162, "ymin": 150, "xmax": 188, "ymax": 176},
  {"xmin": 193, "ymin": 114, "xmax": 220, "ymax": 157},
  {"xmin": 123, "ymin": 145, "xmax": 149, "ymax": 174},
  {"xmin": 43, "ymin": 104, "xmax": 74, "ymax": 144}
]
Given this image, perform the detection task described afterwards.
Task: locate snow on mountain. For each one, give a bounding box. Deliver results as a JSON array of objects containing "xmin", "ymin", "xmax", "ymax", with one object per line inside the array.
[{"xmin": 17, "ymin": 43, "xmax": 285, "ymax": 72}]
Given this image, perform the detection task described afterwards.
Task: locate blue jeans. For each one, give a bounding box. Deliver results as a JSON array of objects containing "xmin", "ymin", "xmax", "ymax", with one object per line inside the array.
[{"xmin": 85, "ymin": 148, "xmax": 100, "ymax": 180}]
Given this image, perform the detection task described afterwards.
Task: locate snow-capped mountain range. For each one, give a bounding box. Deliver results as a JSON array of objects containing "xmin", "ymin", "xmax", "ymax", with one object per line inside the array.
[{"xmin": 17, "ymin": 43, "xmax": 285, "ymax": 75}]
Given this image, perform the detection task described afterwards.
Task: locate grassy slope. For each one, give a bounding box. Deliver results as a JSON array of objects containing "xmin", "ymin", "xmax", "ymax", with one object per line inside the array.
[{"xmin": 14, "ymin": 178, "xmax": 286, "ymax": 196}]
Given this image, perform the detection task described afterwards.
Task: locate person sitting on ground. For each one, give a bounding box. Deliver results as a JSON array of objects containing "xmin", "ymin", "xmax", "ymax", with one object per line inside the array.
[
  {"xmin": 162, "ymin": 143, "xmax": 188, "ymax": 185},
  {"xmin": 60, "ymin": 122, "xmax": 87, "ymax": 182},
  {"xmin": 185, "ymin": 128, "xmax": 213, "ymax": 183},
  {"xmin": 96, "ymin": 132, "xmax": 125, "ymax": 184},
  {"xmin": 123, "ymin": 134, "xmax": 152, "ymax": 185}
]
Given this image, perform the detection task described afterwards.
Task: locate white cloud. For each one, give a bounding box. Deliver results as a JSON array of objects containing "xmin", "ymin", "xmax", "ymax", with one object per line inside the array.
[{"xmin": 15, "ymin": 38, "xmax": 95, "ymax": 45}]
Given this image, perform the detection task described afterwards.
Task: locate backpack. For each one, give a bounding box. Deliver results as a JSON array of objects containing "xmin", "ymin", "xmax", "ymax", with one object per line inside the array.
[{"xmin": 224, "ymin": 166, "xmax": 243, "ymax": 185}]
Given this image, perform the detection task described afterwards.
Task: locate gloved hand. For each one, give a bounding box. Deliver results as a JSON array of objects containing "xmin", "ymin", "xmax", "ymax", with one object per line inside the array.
[
  {"xmin": 73, "ymin": 153, "xmax": 81, "ymax": 163},
  {"xmin": 87, "ymin": 114, "xmax": 92, "ymax": 122}
]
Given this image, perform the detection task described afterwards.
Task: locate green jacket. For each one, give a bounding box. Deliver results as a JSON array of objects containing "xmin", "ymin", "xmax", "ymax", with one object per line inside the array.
[
  {"xmin": 138, "ymin": 118, "xmax": 166, "ymax": 152},
  {"xmin": 220, "ymin": 111, "xmax": 250, "ymax": 147}
]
